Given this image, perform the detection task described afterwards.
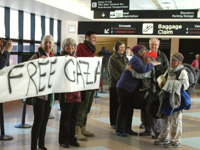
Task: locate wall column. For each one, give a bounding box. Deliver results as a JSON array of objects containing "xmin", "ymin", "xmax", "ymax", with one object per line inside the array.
[
  {"xmin": 170, "ymin": 38, "xmax": 179, "ymax": 55},
  {"xmin": 61, "ymin": 21, "xmax": 79, "ymax": 45},
  {"xmin": 127, "ymin": 38, "xmax": 138, "ymax": 48}
]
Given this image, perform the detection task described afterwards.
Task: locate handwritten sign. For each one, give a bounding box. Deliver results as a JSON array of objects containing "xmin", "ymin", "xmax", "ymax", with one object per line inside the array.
[{"xmin": 0, "ymin": 56, "xmax": 102, "ymax": 103}]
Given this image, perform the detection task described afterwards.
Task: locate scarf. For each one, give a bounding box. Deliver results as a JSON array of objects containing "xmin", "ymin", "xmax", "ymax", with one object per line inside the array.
[
  {"xmin": 84, "ymin": 40, "xmax": 96, "ymax": 53},
  {"xmin": 167, "ymin": 64, "xmax": 184, "ymax": 76}
]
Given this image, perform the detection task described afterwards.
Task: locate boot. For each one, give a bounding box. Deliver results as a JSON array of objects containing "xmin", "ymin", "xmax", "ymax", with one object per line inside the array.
[
  {"xmin": 81, "ymin": 126, "xmax": 95, "ymax": 137},
  {"xmin": 75, "ymin": 126, "xmax": 88, "ymax": 141}
]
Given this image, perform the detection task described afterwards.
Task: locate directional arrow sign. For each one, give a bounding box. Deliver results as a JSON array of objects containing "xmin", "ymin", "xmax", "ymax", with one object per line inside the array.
[
  {"xmin": 104, "ymin": 28, "xmax": 109, "ymax": 34},
  {"xmin": 102, "ymin": 12, "xmax": 105, "ymax": 17}
]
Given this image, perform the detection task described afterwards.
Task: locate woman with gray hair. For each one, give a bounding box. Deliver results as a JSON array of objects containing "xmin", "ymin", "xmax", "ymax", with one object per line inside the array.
[
  {"xmin": 107, "ymin": 41, "xmax": 128, "ymax": 130},
  {"xmin": 58, "ymin": 38, "xmax": 81, "ymax": 148},
  {"xmin": 30, "ymin": 35, "xmax": 55, "ymax": 150}
]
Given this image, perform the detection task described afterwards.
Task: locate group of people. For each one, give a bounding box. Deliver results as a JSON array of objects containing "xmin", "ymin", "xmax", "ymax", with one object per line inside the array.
[
  {"xmin": 28, "ymin": 30, "xmax": 99, "ymax": 150},
  {"xmin": 107, "ymin": 38, "xmax": 190, "ymax": 148},
  {"xmin": 0, "ymin": 34, "xmax": 191, "ymax": 149}
]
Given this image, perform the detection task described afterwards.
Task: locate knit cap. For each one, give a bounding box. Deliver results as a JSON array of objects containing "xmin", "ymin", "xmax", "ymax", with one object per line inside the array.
[
  {"xmin": 172, "ymin": 52, "xmax": 184, "ymax": 62},
  {"xmin": 131, "ymin": 45, "xmax": 147, "ymax": 54}
]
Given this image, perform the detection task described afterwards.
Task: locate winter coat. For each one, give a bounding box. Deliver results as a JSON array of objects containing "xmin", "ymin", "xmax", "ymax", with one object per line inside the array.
[
  {"xmin": 76, "ymin": 43, "xmax": 96, "ymax": 57},
  {"xmin": 116, "ymin": 55, "xmax": 154, "ymax": 93},
  {"xmin": 108, "ymin": 51, "xmax": 128, "ymax": 88},
  {"xmin": 0, "ymin": 51, "xmax": 10, "ymax": 69}
]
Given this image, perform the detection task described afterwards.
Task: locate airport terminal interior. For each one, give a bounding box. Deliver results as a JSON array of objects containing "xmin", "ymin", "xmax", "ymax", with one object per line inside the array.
[{"xmin": 1, "ymin": 0, "xmax": 200, "ymax": 150}]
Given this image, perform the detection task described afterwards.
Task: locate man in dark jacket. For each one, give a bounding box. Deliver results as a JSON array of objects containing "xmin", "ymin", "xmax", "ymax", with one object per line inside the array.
[
  {"xmin": 0, "ymin": 39, "xmax": 12, "ymax": 69},
  {"xmin": 149, "ymin": 38, "xmax": 169, "ymax": 77},
  {"xmin": 75, "ymin": 30, "xmax": 98, "ymax": 141},
  {"xmin": 139, "ymin": 38, "xmax": 169, "ymax": 139}
]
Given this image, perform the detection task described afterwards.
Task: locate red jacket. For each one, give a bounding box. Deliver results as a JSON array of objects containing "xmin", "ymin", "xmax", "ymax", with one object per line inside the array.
[
  {"xmin": 191, "ymin": 59, "xmax": 200, "ymax": 70},
  {"xmin": 76, "ymin": 43, "xmax": 96, "ymax": 57}
]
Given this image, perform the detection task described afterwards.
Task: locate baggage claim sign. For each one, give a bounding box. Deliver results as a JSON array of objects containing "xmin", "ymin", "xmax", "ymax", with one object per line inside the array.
[{"xmin": 78, "ymin": 22, "xmax": 200, "ymax": 36}]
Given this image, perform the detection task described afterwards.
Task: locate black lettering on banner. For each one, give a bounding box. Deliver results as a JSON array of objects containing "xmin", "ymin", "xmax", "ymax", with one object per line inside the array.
[
  {"xmin": 26, "ymin": 62, "xmax": 38, "ymax": 96},
  {"xmin": 8, "ymin": 64, "xmax": 24, "ymax": 94},
  {"xmin": 79, "ymin": 60, "xmax": 93, "ymax": 85},
  {"xmin": 94, "ymin": 61, "xmax": 101, "ymax": 83},
  {"xmin": 64, "ymin": 58, "xmax": 75, "ymax": 82},
  {"xmin": 76, "ymin": 60, "xmax": 85, "ymax": 88},
  {"xmin": 38, "ymin": 60, "xmax": 49, "ymax": 92},
  {"xmin": 48, "ymin": 58, "xmax": 57, "ymax": 88}
]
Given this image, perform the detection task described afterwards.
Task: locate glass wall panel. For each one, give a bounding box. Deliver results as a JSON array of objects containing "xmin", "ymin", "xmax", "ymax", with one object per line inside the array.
[
  {"xmin": 0, "ymin": 7, "xmax": 5, "ymax": 38},
  {"xmin": 10, "ymin": 9, "xmax": 19, "ymax": 39},
  {"xmin": 35, "ymin": 15, "xmax": 42, "ymax": 41},
  {"xmin": 9, "ymin": 55, "xmax": 18, "ymax": 65},
  {"xmin": 23, "ymin": 12, "xmax": 31, "ymax": 40},
  {"xmin": 45, "ymin": 17, "xmax": 50, "ymax": 36}
]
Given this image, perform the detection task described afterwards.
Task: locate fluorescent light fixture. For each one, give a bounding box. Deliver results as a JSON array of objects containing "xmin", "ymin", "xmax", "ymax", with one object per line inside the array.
[{"xmin": 35, "ymin": 0, "xmax": 93, "ymax": 19}]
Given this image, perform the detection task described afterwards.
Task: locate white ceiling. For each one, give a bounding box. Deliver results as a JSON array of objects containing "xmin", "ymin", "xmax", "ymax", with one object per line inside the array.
[{"xmin": 0, "ymin": 0, "xmax": 200, "ymax": 21}]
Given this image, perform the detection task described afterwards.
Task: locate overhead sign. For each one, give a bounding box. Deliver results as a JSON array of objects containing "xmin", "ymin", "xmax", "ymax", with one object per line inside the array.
[
  {"xmin": 78, "ymin": 21, "xmax": 200, "ymax": 36},
  {"xmin": 94, "ymin": 9, "xmax": 198, "ymax": 19},
  {"xmin": 0, "ymin": 56, "xmax": 102, "ymax": 103},
  {"xmin": 91, "ymin": 0, "xmax": 129, "ymax": 10}
]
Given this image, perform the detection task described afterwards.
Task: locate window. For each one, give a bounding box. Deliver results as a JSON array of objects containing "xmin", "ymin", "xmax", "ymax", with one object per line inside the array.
[
  {"xmin": 12, "ymin": 42, "xmax": 18, "ymax": 52},
  {"xmin": 0, "ymin": 7, "xmax": 5, "ymax": 37},
  {"xmin": 53, "ymin": 20, "xmax": 58, "ymax": 42},
  {"xmin": 23, "ymin": 43, "xmax": 30, "ymax": 52},
  {"xmin": 10, "ymin": 9, "xmax": 19, "ymax": 39},
  {"xmin": 35, "ymin": 43, "xmax": 40, "ymax": 52},
  {"xmin": 9, "ymin": 55, "xmax": 18, "ymax": 65},
  {"xmin": 35, "ymin": 15, "xmax": 42, "ymax": 41},
  {"xmin": 23, "ymin": 12, "xmax": 31, "ymax": 40},
  {"xmin": 45, "ymin": 17, "xmax": 50, "ymax": 35}
]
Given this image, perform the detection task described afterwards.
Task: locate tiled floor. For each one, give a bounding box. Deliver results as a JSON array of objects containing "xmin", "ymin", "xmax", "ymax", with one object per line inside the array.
[{"xmin": 0, "ymin": 87, "xmax": 200, "ymax": 150}]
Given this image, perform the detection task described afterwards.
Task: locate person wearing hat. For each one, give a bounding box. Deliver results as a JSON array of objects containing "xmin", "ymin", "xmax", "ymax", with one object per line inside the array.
[
  {"xmin": 126, "ymin": 50, "xmax": 158, "ymax": 91},
  {"xmin": 139, "ymin": 38, "xmax": 170, "ymax": 138},
  {"xmin": 75, "ymin": 30, "xmax": 98, "ymax": 141},
  {"xmin": 154, "ymin": 52, "xmax": 189, "ymax": 148},
  {"xmin": 125, "ymin": 50, "xmax": 161, "ymax": 137},
  {"xmin": 115, "ymin": 45, "xmax": 160, "ymax": 137},
  {"xmin": 107, "ymin": 41, "xmax": 129, "ymax": 130}
]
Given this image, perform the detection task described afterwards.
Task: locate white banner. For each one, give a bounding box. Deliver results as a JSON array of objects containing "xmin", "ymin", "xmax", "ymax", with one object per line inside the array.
[{"xmin": 0, "ymin": 56, "xmax": 102, "ymax": 103}]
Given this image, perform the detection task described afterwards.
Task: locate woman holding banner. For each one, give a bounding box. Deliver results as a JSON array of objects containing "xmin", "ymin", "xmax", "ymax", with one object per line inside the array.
[
  {"xmin": 30, "ymin": 35, "xmax": 55, "ymax": 150},
  {"xmin": 58, "ymin": 38, "xmax": 81, "ymax": 148}
]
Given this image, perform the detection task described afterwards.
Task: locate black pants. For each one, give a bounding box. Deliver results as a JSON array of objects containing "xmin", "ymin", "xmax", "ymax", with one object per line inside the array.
[
  {"xmin": 31, "ymin": 97, "xmax": 51, "ymax": 150},
  {"xmin": 59, "ymin": 102, "xmax": 80, "ymax": 145},
  {"xmin": 116, "ymin": 88, "xmax": 134, "ymax": 133},
  {"xmin": 109, "ymin": 87, "xmax": 119, "ymax": 126},
  {"xmin": 142, "ymin": 102, "xmax": 161, "ymax": 135}
]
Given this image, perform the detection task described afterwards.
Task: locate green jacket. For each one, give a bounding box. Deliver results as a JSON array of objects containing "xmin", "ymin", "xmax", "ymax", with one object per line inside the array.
[{"xmin": 108, "ymin": 51, "xmax": 129, "ymax": 88}]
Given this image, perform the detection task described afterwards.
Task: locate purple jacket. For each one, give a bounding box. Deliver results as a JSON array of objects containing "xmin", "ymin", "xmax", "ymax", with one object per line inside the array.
[{"xmin": 117, "ymin": 55, "xmax": 154, "ymax": 93}]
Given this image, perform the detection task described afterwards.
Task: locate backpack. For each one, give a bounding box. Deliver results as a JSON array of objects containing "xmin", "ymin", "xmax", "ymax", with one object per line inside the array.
[{"xmin": 165, "ymin": 63, "xmax": 197, "ymax": 95}]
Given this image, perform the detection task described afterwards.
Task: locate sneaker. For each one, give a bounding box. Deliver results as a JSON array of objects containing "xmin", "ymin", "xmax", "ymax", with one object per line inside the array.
[
  {"xmin": 165, "ymin": 142, "xmax": 181, "ymax": 148},
  {"xmin": 116, "ymin": 132, "xmax": 129, "ymax": 137},
  {"xmin": 139, "ymin": 123, "xmax": 145, "ymax": 129},
  {"xmin": 111, "ymin": 125, "xmax": 116, "ymax": 129},
  {"xmin": 126, "ymin": 130, "xmax": 138, "ymax": 136},
  {"xmin": 139, "ymin": 131, "xmax": 153, "ymax": 136},
  {"xmin": 154, "ymin": 139, "xmax": 169, "ymax": 145},
  {"xmin": 152, "ymin": 134, "xmax": 159, "ymax": 139}
]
